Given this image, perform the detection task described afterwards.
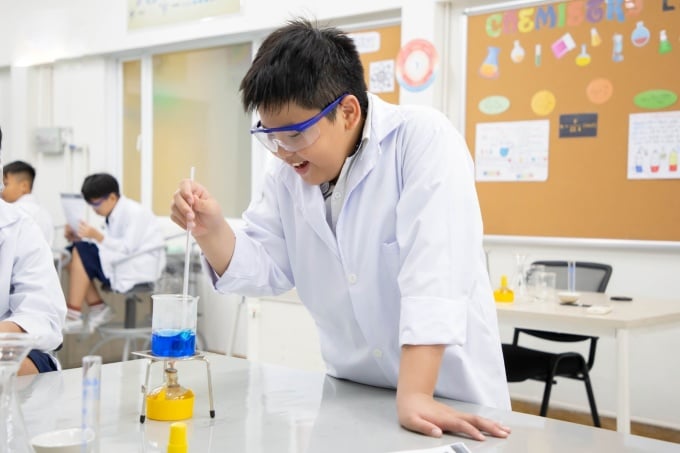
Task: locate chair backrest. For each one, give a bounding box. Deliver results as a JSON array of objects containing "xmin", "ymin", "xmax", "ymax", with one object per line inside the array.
[{"xmin": 531, "ymin": 261, "xmax": 612, "ymax": 293}]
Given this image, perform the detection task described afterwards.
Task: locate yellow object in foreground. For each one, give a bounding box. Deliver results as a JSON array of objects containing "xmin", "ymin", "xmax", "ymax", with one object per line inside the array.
[
  {"xmin": 494, "ymin": 275, "xmax": 514, "ymax": 303},
  {"xmin": 167, "ymin": 422, "xmax": 188, "ymax": 453}
]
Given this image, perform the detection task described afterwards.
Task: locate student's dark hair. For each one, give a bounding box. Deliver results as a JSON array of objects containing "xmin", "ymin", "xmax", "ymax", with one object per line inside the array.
[
  {"xmin": 81, "ymin": 173, "xmax": 120, "ymax": 201},
  {"xmin": 240, "ymin": 18, "xmax": 368, "ymax": 121},
  {"xmin": 3, "ymin": 161, "xmax": 36, "ymax": 189}
]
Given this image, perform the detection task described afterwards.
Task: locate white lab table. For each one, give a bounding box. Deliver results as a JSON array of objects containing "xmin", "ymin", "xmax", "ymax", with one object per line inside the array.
[
  {"xmin": 495, "ymin": 292, "xmax": 680, "ymax": 434},
  {"xmin": 18, "ymin": 353, "xmax": 679, "ymax": 452}
]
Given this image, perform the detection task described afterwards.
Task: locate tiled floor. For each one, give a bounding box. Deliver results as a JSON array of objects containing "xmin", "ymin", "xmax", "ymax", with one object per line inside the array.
[{"xmin": 511, "ymin": 400, "xmax": 680, "ymax": 444}]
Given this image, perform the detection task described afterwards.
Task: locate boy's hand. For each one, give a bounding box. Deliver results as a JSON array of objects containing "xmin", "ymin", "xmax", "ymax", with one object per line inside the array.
[
  {"xmin": 170, "ymin": 179, "xmax": 225, "ymax": 238},
  {"xmin": 77, "ymin": 221, "xmax": 103, "ymax": 243},
  {"xmin": 170, "ymin": 179, "xmax": 235, "ymax": 276},
  {"xmin": 64, "ymin": 224, "xmax": 80, "ymax": 242},
  {"xmin": 397, "ymin": 344, "xmax": 510, "ymax": 440},
  {"xmin": 397, "ymin": 391, "xmax": 511, "ymax": 441}
]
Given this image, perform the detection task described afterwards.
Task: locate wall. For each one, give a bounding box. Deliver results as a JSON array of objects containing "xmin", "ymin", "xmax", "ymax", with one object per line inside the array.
[{"xmin": 0, "ymin": 0, "xmax": 404, "ymax": 66}]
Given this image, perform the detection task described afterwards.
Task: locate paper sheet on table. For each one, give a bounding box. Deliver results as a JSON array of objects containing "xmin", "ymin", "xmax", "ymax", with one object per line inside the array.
[
  {"xmin": 388, "ymin": 443, "xmax": 470, "ymax": 453},
  {"xmin": 60, "ymin": 193, "xmax": 86, "ymax": 232}
]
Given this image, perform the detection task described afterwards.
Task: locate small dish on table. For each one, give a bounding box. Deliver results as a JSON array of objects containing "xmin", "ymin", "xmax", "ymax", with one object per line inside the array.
[{"xmin": 557, "ymin": 291, "xmax": 581, "ymax": 304}]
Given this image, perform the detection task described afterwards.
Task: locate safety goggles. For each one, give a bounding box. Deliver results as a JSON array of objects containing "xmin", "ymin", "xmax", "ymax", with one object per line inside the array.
[
  {"xmin": 250, "ymin": 93, "xmax": 348, "ymax": 153},
  {"xmin": 87, "ymin": 195, "xmax": 110, "ymax": 207}
]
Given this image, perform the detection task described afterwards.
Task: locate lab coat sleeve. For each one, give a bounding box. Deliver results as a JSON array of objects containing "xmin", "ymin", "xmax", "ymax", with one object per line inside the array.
[
  {"xmin": 396, "ymin": 110, "xmax": 484, "ymax": 347},
  {"xmin": 7, "ymin": 218, "xmax": 66, "ymax": 351},
  {"xmin": 212, "ymin": 170, "xmax": 294, "ymax": 297}
]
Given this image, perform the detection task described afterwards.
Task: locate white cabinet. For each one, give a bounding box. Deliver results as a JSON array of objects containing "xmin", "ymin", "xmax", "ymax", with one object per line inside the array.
[{"xmin": 246, "ymin": 290, "xmax": 325, "ymax": 372}]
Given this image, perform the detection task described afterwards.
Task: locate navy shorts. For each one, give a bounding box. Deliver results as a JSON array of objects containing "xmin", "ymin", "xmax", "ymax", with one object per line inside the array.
[
  {"xmin": 67, "ymin": 241, "xmax": 111, "ymax": 288},
  {"xmin": 27, "ymin": 350, "xmax": 58, "ymax": 373}
]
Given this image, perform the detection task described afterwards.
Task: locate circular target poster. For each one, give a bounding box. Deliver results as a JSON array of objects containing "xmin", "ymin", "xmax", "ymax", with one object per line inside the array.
[{"xmin": 396, "ymin": 39, "xmax": 439, "ymax": 92}]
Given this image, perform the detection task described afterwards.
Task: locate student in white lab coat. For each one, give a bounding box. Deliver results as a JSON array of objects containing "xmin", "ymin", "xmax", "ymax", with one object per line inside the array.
[
  {"xmin": 63, "ymin": 173, "xmax": 166, "ymax": 330},
  {"xmin": 0, "ymin": 128, "xmax": 65, "ymax": 374},
  {"xmin": 2, "ymin": 160, "xmax": 54, "ymax": 246},
  {"xmin": 171, "ymin": 19, "xmax": 511, "ymax": 441}
]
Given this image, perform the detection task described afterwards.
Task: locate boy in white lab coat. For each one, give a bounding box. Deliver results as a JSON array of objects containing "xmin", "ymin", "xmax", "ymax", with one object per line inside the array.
[
  {"xmin": 2, "ymin": 160, "xmax": 54, "ymax": 246},
  {"xmin": 0, "ymin": 127, "xmax": 66, "ymax": 374},
  {"xmin": 171, "ymin": 19, "xmax": 511, "ymax": 441},
  {"xmin": 64, "ymin": 173, "xmax": 166, "ymax": 330}
]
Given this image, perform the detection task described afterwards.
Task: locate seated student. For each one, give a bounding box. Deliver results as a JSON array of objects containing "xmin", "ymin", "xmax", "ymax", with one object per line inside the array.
[
  {"xmin": 172, "ymin": 19, "xmax": 510, "ymax": 440},
  {"xmin": 64, "ymin": 173, "xmax": 166, "ymax": 330},
  {"xmin": 2, "ymin": 161, "xmax": 54, "ymax": 247},
  {"xmin": 0, "ymin": 128, "xmax": 66, "ymax": 375}
]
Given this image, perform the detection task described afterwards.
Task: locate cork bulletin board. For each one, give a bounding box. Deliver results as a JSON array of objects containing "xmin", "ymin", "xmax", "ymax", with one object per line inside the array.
[
  {"xmin": 464, "ymin": 0, "xmax": 680, "ymax": 241},
  {"xmin": 350, "ymin": 24, "xmax": 401, "ymax": 104}
]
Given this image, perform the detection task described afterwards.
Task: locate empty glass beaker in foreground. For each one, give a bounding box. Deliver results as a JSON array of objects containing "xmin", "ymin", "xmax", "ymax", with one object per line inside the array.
[{"xmin": 151, "ymin": 294, "xmax": 198, "ymax": 357}]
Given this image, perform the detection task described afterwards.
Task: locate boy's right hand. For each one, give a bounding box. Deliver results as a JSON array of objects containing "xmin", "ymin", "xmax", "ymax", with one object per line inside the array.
[
  {"xmin": 170, "ymin": 179, "xmax": 225, "ymax": 238},
  {"xmin": 64, "ymin": 224, "xmax": 80, "ymax": 242}
]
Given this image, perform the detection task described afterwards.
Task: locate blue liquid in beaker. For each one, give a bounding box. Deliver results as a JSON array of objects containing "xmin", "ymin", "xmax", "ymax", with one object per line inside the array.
[{"xmin": 151, "ymin": 329, "xmax": 196, "ymax": 357}]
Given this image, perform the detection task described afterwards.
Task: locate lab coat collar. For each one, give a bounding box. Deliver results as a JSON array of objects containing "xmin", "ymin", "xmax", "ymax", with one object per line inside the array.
[
  {"xmin": 278, "ymin": 93, "xmax": 405, "ymax": 254},
  {"xmin": 105, "ymin": 195, "xmax": 128, "ymax": 226}
]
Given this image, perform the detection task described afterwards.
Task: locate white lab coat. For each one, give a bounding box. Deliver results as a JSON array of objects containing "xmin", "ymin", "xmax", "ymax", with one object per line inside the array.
[
  {"xmin": 14, "ymin": 193, "xmax": 54, "ymax": 246},
  {"xmin": 212, "ymin": 94, "xmax": 510, "ymax": 409},
  {"xmin": 0, "ymin": 199, "xmax": 65, "ymax": 351},
  {"xmin": 98, "ymin": 196, "xmax": 166, "ymax": 292}
]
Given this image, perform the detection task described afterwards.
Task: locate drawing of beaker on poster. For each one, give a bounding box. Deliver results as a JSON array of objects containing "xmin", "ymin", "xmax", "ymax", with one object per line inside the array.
[
  {"xmin": 475, "ymin": 120, "xmax": 550, "ymax": 182},
  {"xmin": 628, "ymin": 111, "xmax": 680, "ymax": 180}
]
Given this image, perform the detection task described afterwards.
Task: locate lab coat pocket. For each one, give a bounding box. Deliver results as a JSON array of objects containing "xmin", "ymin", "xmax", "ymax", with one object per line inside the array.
[{"xmin": 380, "ymin": 240, "xmax": 400, "ymax": 282}]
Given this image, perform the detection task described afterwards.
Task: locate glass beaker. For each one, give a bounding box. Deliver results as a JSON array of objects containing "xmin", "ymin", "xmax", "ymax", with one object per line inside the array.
[
  {"xmin": 0, "ymin": 333, "xmax": 37, "ymax": 453},
  {"xmin": 511, "ymin": 253, "xmax": 528, "ymax": 299},
  {"xmin": 479, "ymin": 46, "xmax": 500, "ymax": 79},
  {"xmin": 151, "ymin": 294, "xmax": 198, "ymax": 358},
  {"xmin": 526, "ymin": 264, "xmax": 546, "ymax": 301},
  {"xmin": 534, "ymin": 271, "xmax": 557, "ymax": 303}
]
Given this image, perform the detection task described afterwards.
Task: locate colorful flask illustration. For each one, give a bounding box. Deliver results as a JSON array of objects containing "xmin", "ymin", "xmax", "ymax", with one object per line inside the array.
[
  {"xmin": 535, "ymin": 44, "xmax": 541, "ymax": 66},
  {"xmin": 659, "ymin": 30, "xmax": 672, "ymax": 54},
  {"xmin": 575, "ymin": 44, "xmax": 591, "ymax": 67},
  {"xmin": 591, "ymin": 28, "xmax": 602, "ymax": 47},
  {"xmin": 631, "ymin": 21, "xmax": 650, "ymax": 47},
  {"xmin": 479, "ymin": 46, "xmax": 500, "ymax": 79},
  {"xmin": 635, "ymin": 151, "xmax": 643, "ymax": 173},
  {"xmin": 669, "ymin": 149, "xmax": 678, "ymax": 172},
  {"xmin": 612, "ymin": 34, "xmax": 624, "ymax": 62},
  {"xmin": 510, "ymin": 40, "xmax": 525, "ymax": 63},
  {"xmin": 650, "ymin": 150, "xmax": 660, "ymax": 173}
]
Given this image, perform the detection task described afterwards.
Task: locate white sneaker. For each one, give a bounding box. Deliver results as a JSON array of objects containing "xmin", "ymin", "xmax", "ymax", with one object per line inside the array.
[
  {"xmin": 63, "ymin": 316, "xmax": 84, "ymax": 333},
  {"xmin": 87, "ymin": 305, "xmax": 114, "ymax": 330}
]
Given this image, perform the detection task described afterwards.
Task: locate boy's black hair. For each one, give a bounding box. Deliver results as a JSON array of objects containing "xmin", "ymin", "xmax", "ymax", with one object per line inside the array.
[
  {"xmin": 3, "ymin": 161, "xmax": 36, "ymax": 189},
  {"xmin": 240, "ymin": 18, "xmax": 368, "ymax": 121},
  {"xmin": 81, "ymin": 173, "xmax": 120, "ymax": 201}
]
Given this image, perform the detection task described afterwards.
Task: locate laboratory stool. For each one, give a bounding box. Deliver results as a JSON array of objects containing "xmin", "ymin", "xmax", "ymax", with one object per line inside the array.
[{"xmin": 89, "ymin": 282, "xmax": 154, "ymax": 362}]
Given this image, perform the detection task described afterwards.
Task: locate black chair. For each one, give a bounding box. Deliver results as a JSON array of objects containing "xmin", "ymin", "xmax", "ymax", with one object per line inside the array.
[{"xmin": 502, "ymin": 261, "xmax": 613, "ymax": 427}]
